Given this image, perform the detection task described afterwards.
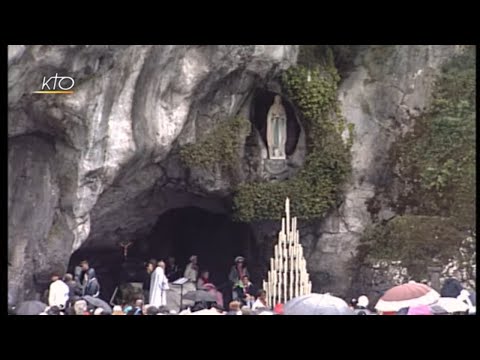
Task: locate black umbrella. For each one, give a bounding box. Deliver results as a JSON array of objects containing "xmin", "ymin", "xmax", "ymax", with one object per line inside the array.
[
  {"xmin": 15, "ymin": 300, "xmax": 47, "ymax": 315},
  {"xmin": 83, "ymin": 296, "xmax": 112, "ymax": 313},
  {"xmin": 184, "ymin": 290, "xmax": 217, "ymax": 303}
]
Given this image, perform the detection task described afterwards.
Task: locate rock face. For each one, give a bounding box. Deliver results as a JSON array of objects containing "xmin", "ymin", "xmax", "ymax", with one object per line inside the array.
[
  {"xmin": 301, "ymin": 45, "xmax": 464, "ymax": 296},
  {"xmin": 8, "ymin": 45, "xmax": 463, "ymax": 304},
  {"xmin": 8, "ymin": 45, "xmax": 298, "ymax": 303}
]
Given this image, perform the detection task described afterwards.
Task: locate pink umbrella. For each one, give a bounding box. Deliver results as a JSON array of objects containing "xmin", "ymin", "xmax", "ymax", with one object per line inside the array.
[
  {"xmin": 407, "ymin": 305, "xmax": 432, "ymax": 315},
  {"xmin": 375, "ymin": 281, "xmax": 440, "ymax": 312}
]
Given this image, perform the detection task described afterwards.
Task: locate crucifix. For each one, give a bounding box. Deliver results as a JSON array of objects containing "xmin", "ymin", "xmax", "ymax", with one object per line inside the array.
[{"xmin": 119, "ymin": 240, "xmax": 133, "ymax": 259}]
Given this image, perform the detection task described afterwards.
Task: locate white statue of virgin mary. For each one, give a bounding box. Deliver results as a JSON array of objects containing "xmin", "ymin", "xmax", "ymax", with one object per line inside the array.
[{"xmin": 266, "ymin": 95, "xmax": 287, "ymax": 159}]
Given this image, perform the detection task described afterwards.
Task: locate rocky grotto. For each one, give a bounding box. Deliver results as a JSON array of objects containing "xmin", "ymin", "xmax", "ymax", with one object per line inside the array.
[{"xmin": 8, "ymin": 45, "xmax": 476, "ymax": 305}]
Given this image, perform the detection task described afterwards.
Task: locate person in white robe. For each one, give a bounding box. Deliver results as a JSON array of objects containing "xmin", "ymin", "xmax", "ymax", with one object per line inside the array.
[
  {"xmin": 149, "ymin": 261, "xmax": 169, "ymax": 307},
  {"xmin": 48, "ymin": 271, "xmax": 70, "ymax": 309}
]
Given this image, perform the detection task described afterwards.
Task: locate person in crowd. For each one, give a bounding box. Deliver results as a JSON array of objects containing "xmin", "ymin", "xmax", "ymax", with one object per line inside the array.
[
  {"xmin": 46, "ymin": 305, "xmax": 63, "ymax": 315},
  {"xmin": 48, "ymin": 271, "xmax": 70, "ymax": 309},
  {"xmin": 73, "ymin": 300, "xmax": 89, "ymax": 315},
  {"xmin": 227, "ymin": 300, "xmax": 242, "ymax": 315},
  {"xmin": 165, "ymin": 256, "xmax": 180, "ymax": 282},
  {"xmin": 354, "ymin": 295, "xmax": 372, "ymax": 315},
  {"xmin": 441, "ymin": 277, "xmax": 463, "ymax": 298},
  {"xmin": 143, "ymin": 259, "xmax": 156, "ymax": 303},
  {"xmin": 197, "ymin": 270, "xmax": 212, "ymax": 288},
  {"xmin": 349, "ymin": 298, "xmax": 358, "ymax": 310},
  {"xmin": 146, "ymin": 306, "xmax": 159, "ymax": 315},
  {"xmin": 234, "ymin": 275, "xmax": 256, "ymax": 307},
  {"xmin": 63, "ymin": 273, "xmax": 82, "ymax": 300},
  {"xmin": 93, "ymin": 308, "xmax": 105, "ymax": 315},
  {"xmin": 198, "ymin": 270, "xmax": 224, "ymax": 307},
  {"xmin": 252, "ymin": 289, "xmax": 268, "ymax": 310},
  {"xmin": 133, "ymin": 299, "xmax": 144, "ymax": 315},
  {"xmin": 79, "ymin": 260, "xmax": 100, "ymax": 297},
  {"xmin": 229, "ymin": 256, "xmax": 250, "ymax": 300},
  {"xmin": 112, "ymin": 305, "xmax": 125, "ymax": 315},
  {"xmin": 150, "ymin": 261, "xmax": 169, "ymax": 307},
  {"xmin": 184, "ymin": 255, "xmax": 199, "ymax": 284}
]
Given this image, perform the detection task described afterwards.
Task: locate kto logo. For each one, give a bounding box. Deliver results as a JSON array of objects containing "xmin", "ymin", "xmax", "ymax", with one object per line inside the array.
[{"xmin": 33, "ymin": 73, "xmax": 75, "ymax": 94}]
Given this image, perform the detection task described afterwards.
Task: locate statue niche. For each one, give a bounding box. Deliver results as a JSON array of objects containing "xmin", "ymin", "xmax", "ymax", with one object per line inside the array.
[{"xmin": 266, "ymin": 95, "xmax": 287, "ymax": 160}]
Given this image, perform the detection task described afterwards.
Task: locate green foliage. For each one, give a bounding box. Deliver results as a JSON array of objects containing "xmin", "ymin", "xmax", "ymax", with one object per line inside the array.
[
  {"xmin": 180, "ymin": 117, "xmax": 250, "ymax": 171},
  {"xmin": 359, "ymin": 215, "xmax": 465, "ymax": 279},
  {"xmin": 233, "ymin": 59, "xmax": 354, "ymax": 222},
  {"xmin": 392, "ymin": 46, "xmax": 475, "ymax": 230},
  {"xmin": 358, "ymin": 46, "xmax": 476, "ymax": 278}
]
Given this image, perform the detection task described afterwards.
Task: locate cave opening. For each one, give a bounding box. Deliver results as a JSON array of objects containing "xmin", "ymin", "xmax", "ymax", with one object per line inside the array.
[
  {"xmin": 68, "ymin": 206, "xmax": 258, "ymax": 303},
  {"xmin": 250, "ymin": 89, "xmax": 301, "ymax": 156}
]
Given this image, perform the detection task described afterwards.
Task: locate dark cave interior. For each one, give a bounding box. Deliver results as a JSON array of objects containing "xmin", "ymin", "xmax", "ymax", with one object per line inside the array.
[{"xmin": 68, "ymin": 207, "xmax": 260, "ymax": 302}]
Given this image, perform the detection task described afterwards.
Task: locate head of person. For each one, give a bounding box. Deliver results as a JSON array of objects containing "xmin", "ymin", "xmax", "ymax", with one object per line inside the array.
[
  {"xmin": 257, "ymin": 289, "xmax": 267, "ymax": 301},
  {"xmin": 146, "ymin": 306, "xmax": 159, "ymax": 315},
  {"xmin": 63, "ymin": 273, "xmax": 73, "ymax": 282},
  {"xmin": 79, "ymin": 260, "xmax": 89, "ymax": 271},
  {"xmin": 235, "ymin": 256, "xmax": 245, "ymax": 268},
  {"xmin": 350, "ymin": 298, "xmax": 358, "ymax": 308},
  {"xmin": 146, "ymin": 260, "xmax": 156, "ymax": 273},
  {"xmin": 135, "ymin": 299, "xmax": 144, "ymax": 308},
  {"xmin": 47, "ymin": 306, "xmax": 61, "ymax": 315},
  {"xmin": 168, "ymin": 256, "xmax": 175, "ymax": 266},
  {"xmin": 242, "ymin": 275, "xmax": 250, "ymax": 286},
  {"xmin": 190, "ymin": 255, "xmax": 198, "ymax": 265},
  {"xmin": 51, "ymin": 270, "xmax": 61, "ymax": 282},
  {"xmin": 228, "ymin": 301, "xmax": 241, "ymax": 312},
  {"xmin": 74, "ymin": 300, "xmax": 87, "ymax": 315},
  {"xmin": 357, "ymin": 295, "xmax": 369, "ymax": 308},
  {"xmin": 112, "ymin": 305, "xmax": 125, "ymax": 315},
  {"xmin": 158, "ymin": 261, "xmax": 166, "ymax": 269},
  {"xmin": 200, "ymin": 270, "xmax": 209, "ymax": 280},
  {"xmin": 94, "ymin": 308, "xmax": 104, "ymax": 315}
]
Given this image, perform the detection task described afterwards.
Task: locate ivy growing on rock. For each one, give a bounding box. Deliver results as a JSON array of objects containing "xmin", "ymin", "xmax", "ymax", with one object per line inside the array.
[
  {"xmin": 357, "ymin": 46, "xmax": 476, "ymax": 280},
  {"xmin": 233, "ymin": 50, "xmax": 353, "ymax": 222},
  {"xmin": 180, "ymin": 117, "xmax": 250, "ymax": 171}
]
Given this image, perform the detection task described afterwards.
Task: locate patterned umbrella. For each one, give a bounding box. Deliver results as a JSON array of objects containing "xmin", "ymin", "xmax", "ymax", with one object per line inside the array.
[
  {"xmin": 284, "ymin": 293, "xmax": 355, "ymax": 315},
  {"xmin": 375, "ymin": 282, "xmax": 440, "ymax": 312}
]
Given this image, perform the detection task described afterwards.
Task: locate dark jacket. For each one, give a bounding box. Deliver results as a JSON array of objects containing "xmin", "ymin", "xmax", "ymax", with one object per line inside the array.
[
  {"xmin": 440, "ymin": 278, "xmax": 463, "ymax": 298},
  {"xmin": 234, "ymin": 283, "xmax": 256, "ymax": 302},
  {"xmin": 82, "ymin": 268, "xmax": 100, "ymax": 297},
  {"xmin": 165, "ymin": 264, "xmax": 180, "ymax": 282},
  {"xmin": 143, "ymin": 270, "xmax": 152, "ymax": 291},
  {"xmin": 66, "ymin": 280, "xmax": 82, "ymax": 298}
]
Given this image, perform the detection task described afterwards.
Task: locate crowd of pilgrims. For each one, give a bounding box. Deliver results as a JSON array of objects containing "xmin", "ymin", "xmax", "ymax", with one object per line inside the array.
[{"xmin": 9, "ymin": 255, "xmax": 475, "ymax": 315}]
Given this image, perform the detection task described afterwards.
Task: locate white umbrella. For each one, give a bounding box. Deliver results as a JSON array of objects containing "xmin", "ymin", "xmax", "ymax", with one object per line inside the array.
[
  {"xmin": 190, "ymin": 308, "xmax": 224, "ymax": 315},
  {"xmin": 284, "ymin": 293, "xmax": 355, "ymax": 315},
  {"xmin": 431, "ymin": 297, "xmax": 469, "ymax": 313}
]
